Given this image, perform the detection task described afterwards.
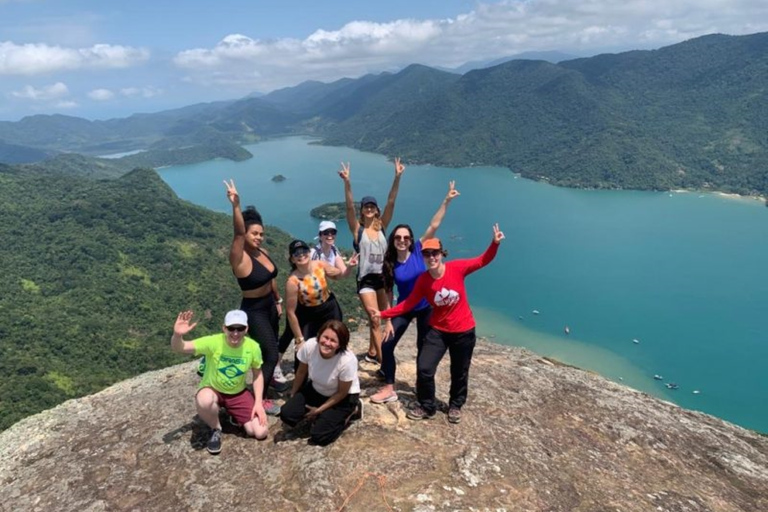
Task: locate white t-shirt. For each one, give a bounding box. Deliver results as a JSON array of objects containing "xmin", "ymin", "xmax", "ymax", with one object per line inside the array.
[{"xmin": 297, "ymin": 337, "xmax": 361, "ymax": 397}]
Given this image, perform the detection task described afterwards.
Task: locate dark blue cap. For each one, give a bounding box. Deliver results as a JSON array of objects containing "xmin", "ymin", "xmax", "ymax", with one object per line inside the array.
[{"xmin": 360, "ymin": 196, "xmax": 378, "ymax": 208}]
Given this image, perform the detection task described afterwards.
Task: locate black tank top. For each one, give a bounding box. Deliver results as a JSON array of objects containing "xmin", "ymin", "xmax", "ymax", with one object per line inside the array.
[{"xmin": 236, "ymin": 252, "xmax": 278, "ymax": 291}]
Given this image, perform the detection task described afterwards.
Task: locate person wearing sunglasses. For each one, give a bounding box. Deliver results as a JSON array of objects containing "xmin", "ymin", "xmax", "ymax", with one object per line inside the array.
[
  {"xmin": 311, "ymin": 220, "xmax": 354, "ymax": 277},
  {"xmin": 171, "ymin": 309, "xmax": 269, "ymax": 454},
  {"xmin": 223, "ymin": 179, "xmax": 283, "ymax": 416},
  {"xmin": 373, "ymin": 224, "xmax": 505, "ymax": 424},
  {"xmin": 369, "ymin": 181, "xmax": 461, "ymax": 405},
  {"xmin": 282, "ymin": 240, "xmax": 358, "ymax": 372},
  {"xmin": 338, "ymin": 158, "xmax": 405, "ymax": 365}
]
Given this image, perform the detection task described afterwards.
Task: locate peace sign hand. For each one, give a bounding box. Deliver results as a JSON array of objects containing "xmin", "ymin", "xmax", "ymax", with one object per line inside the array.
[
  {"xmin": 492, "ymin": 223, "xmax": 505, "ymax": 244},
  {"xmin": 394, "ymin": 157, "xmax": 405, "ymax": 177},
  {"xmin": 338, "ymin": 162, "xmax": 351, "ymax": 182},
  {"xmin": 223, "ymin": 179, "xmax": 240, "ymax": 207},
  {"xmin": 445, "ymin": 180, "xmax": 460, "ymax": 202}
]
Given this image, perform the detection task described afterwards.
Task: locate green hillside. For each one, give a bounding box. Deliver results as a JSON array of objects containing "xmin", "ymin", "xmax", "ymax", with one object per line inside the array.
[{"xmin": 0, "ymin": 164, "xmax": 359, "ymax": 431}]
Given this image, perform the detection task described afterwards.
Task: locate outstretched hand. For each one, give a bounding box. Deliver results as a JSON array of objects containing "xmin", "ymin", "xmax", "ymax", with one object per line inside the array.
[
  {"xmin": 174, "ymin": 310, "xmax": 198, "ymax": 336},
  {"xmin": 223, "ymin": 179, "xmax": 240, "ymax": 206},
  {"xmin": 492, "ymin": 223, "xmax": 505, "ymax": 244},
  {"xmin": 347, "ymin": 252, "xmax": 359, "ymax": 267},
  {"xmin": 338, "ymin": 162, "xmax": 351, "ymax": 182},
  {"xmin": 445, "ymin": 180, "xmax": 460, "ymax": 202},
  {"xmin": 394, "ymin": 157, "xmax": 405, "ymax": 177}
]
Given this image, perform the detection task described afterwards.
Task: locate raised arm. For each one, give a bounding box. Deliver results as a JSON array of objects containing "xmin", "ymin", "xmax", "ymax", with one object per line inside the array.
[
  {"xmin": 338, "ymin": 162, "xmax": 359, "ymax": 236},
  {"xmin": 170, "ymin": 310, "xmax": 198, "ymax": 354},
  {"xmin": 224, "ymin": 179, "xmax": 247, "ymax": 270},
  {"xmin": 380, "ymin": 157, "xmax": 405, "ymax": 229},
  {"xmin": 420, "ymin": 180, "xmax": 460, "ymax": 242}
]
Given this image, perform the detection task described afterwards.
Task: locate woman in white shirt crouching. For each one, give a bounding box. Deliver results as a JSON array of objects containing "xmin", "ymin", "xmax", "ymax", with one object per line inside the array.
[{"xmin": 280, "ymin": 320, "xmax": 361, "ymax": 445}]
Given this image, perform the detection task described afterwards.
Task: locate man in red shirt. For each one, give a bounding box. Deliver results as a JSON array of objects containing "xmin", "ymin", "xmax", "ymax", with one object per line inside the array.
[{"xmin": 375, "ymin": 224, "xmax": 505, "ymax": 423}]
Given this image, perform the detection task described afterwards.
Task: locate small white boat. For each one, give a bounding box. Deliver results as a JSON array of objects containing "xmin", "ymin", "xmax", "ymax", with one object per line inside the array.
[
  {"xmin": 532, "ymin": 310, "xmax": 540, "ymax": 315},
  {"xmin": 692, "ymin": 390, "xmax": 701, "ymax": 395},
  {"xmin": 564, "ymin": 326, "xmax": 570, "ymax": 335},
  {"xmin": 632, "ymin": 338, "xmax": 640, "ymax": 344},
  {"xmin": 665, "ymin": 382, "xmax": 679, "ymax": 390},
  {"xmin": 653, "ymin": 374, "xmax": 663, "ymax": 380}
]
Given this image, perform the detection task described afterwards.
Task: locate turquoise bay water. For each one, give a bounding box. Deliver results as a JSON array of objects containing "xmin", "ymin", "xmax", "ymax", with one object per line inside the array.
[{"xmin": 160, "ymin": 137, "xmax": 768, "ymax": 432}]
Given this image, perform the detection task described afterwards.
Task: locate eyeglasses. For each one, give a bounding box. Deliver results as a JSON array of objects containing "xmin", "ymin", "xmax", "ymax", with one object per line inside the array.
[
  {"xmin": 291, "ymin": 248, "xmax": 311, "ymax": 258},
  {"xmin": 394, "ymin": 235, "xmax": 412, "ymax": 242},
  {"xmin": 421, "ymin": 249, "xmax": 442, "ymax": 258},
  {"xmin": 320, "ymin": 229, "xmax": 337, "ymax": 236},
  {"xmin": 226, "ymin": 325, "xmax": 246, "ymax": 332}
]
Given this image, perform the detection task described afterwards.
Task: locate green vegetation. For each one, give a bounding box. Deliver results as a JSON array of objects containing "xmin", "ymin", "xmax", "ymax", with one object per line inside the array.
[
  {"xmin": 309, "ymin": 202, "xmax": 360, "ymax": 220},
  {"xmin": 0, "ymin": 163, "xmax": 359, "ymax": 431}
]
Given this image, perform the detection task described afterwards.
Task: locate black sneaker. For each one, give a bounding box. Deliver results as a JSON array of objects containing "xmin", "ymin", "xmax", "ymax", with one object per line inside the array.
[
  {"xmin": 207, "ymin": 428, "xmax": 222, "ymax": 454},
  {"xmin": 447, "ymin": 407, "xmax": 462, "ymax": 424},
  {"xmin": 406, "ymin": 405, "xmax": 435, "ymax": 421}
]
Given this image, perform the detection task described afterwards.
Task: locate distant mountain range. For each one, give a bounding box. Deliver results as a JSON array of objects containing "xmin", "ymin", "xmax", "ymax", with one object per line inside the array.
[{"xmin": 2, "ymin": 32, "xmax": 767, "ymax": 195}]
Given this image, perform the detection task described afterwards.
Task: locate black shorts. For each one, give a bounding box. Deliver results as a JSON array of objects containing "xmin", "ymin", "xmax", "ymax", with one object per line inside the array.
[{"xmin": 357, "ymin": 273, "xmax": 385, "ymax": 293}]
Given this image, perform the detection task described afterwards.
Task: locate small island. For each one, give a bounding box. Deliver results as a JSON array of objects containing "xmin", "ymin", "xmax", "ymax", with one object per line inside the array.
[
  {"xmin": 310, "ymin": 202, "xmax": 360, "ymax": 220},
  {"xmin": 271, "ymin": 174, "xmax": 287, "ymax": 182}
]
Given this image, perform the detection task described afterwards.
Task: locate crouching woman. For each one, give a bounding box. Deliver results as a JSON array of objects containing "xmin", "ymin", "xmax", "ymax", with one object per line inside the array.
[{"xmin": 280, "ymin": 320, "xmax": 361, "ymax": 445}]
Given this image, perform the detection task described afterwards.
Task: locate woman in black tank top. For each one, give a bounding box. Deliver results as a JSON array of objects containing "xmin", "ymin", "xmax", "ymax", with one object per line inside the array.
[{"xmin": 223, "ymin": 179, "xmax": 284, "ymax": 416}]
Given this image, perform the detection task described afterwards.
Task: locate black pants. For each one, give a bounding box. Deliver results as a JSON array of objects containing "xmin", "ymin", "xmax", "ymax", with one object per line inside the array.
[
  {"xmin": 381, "ymin": 306, "xmax": 432, "ymax": 384},
  {"xmin": 280, "ymin": 381, "xmax": 359, "ymax": 446},
  {"xmin": 416, "ymin": 327, "xmax": 476, "ymax": 414},
  {"xmin": 278, "ymin": 294, "xmax": 343, "ymax": 353},
  {"xmin": 241, "ymin": 295, "xmax": 279, "ymax": 399}
]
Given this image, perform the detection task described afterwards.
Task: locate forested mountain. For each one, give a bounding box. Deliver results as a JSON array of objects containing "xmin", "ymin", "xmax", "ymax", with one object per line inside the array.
[{"xmin": 2, "ymin": 32, "xmax": 767, "ymax": 194}]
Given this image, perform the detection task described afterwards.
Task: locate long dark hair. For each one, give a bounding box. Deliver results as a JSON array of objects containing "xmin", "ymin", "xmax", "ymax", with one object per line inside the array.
[
  {"xmin": 382, "ymin": 224, "xmax": 414, "ymax": 292},
  {"xmin": 243, "ymin": 206, "xmax": 263, "ymax": 229}
]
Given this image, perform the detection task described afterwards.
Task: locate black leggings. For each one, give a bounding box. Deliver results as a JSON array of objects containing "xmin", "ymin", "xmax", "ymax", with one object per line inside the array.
[
  {"xmin": 416, "ymin": 327, "xmax": 476, "ymax": 414},
  {"xmin": 280, "ymin": 380, "xmax": 359, "ymax": 446},
  {"xmin": 278, "ymin": 294, "xmax": 343, "ymax": 353},
  {"xmin": 241, "ymin": 295, "xmax": 279, "ymax": 399}
]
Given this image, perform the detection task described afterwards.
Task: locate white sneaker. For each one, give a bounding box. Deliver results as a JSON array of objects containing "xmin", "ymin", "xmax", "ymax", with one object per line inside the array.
[{"xmin": 273, "ymin": 364, "xmax": 287, "ymax": 384}]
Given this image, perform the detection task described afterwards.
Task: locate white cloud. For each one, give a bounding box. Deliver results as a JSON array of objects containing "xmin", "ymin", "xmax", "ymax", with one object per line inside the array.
[
  {"xmin": 11, "ymin": 82, "xmax": 69, "ymax": 101},
  {"xmin": 88, "ymin": 88, "xmax": 114, "ymax": 101},
  {"xmin": 120, "ymin": 86, "xmax": 162, "ymax": 98},
  {"xmin": 173, "ymin": 0, "xmax": 768, "ymax": 91},
  {"xmin": 0, "ymin": 41, "xmax": 150, "ymax": 75},
  {"xmin": 54, "ymin": 100, "xmax": 78, "ymax": 109}
]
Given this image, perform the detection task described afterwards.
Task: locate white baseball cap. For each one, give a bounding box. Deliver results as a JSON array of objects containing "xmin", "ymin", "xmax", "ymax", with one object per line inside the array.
[
  {"xmin": 224, "ymin": 310, "xmax": 248, "ymax": 327},
  {"xmin": 318, "ymin": 220, "xmax": 337, "ymax": 233}
]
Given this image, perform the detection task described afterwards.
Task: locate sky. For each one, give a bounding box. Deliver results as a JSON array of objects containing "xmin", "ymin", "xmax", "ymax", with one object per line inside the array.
[{"xmin": 2, "ymin": 0, "xmax": 767, "ymax": 121}]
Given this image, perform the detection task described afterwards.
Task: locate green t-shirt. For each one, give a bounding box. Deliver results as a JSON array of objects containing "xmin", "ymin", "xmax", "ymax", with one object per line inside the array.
[{"xmin": 193, "ymin": 334, "xmax": 263, "ymax": 394}]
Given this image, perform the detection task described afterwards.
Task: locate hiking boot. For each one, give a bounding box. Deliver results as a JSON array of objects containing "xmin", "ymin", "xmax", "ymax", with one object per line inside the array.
[
  {"xmin": 270, "ymin": 379, "xmax": 290, "ymax": 393},
  {"xmin": 196, "ymin": 356, "xmax": 206, "ymax": 377},
  {"xmin": 370, "ymin": 389, "xmax": 399, "ymax": 404},
  {"xmin": 406, "ymin": 405, "xmax": 435, "ymax": 421},
  {"xmin": 447, "ymin": 407, "xmax": 462, "ymax": 424},
  {"xmin": 263, "ymin": 399, "xmax": 282, "ymax": 416},
  {"xmin": 207, "ymin": 428, "xmax": 222, "ymax": 454},
  {"xmin": 272, "ymin": 364, "xmax": 287, "ymax": 384}
]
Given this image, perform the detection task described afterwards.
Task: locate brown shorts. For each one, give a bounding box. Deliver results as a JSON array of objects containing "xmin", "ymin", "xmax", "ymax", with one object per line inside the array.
[{"xmin": 199, "ymin": 387, "xmax": 255, "ymax": 426}]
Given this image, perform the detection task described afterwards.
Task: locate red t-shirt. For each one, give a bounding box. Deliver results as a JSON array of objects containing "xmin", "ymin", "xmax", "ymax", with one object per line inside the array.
[{"xmin": 381, "ymin": 241, "xmax": 499, "ymax": 333}]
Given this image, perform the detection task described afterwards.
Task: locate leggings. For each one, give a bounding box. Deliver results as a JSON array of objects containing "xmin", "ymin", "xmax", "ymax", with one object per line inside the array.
[
  {"xmin": 278, "ymin": 294, "xmax": 343, "ymax": 353},
  {"xmin": 280, "ymin": 380, "xmax": 359, "ymax": 446},
  {"xmin": 240, "ymin": 295, "xmax": 279, "ymax": 399},
  {"xmin": 416, "ymin": 327, "xmax": 476, "ymax": 414},
  {"xmin": 381, "ymin": 306, "xmax": 432, "ymax": 384}
]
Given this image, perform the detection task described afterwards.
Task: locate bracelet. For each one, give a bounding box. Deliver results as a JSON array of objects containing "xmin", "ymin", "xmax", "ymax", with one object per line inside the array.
[
  {"xmin": 296, "ymin": 337, "xmax": 305, "ymax": 344},
  {"xmin": 276, "ymin": 298, "xmax": 283, "ymax": 304}
]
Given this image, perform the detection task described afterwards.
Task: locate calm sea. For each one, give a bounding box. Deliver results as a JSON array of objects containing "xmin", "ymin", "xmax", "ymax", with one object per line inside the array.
[{"xmin": 159, "ymin": 136, "xmax": 768, "ymax": 432}]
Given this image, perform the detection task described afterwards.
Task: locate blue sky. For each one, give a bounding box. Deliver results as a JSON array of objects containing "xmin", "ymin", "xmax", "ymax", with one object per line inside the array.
[{"xmin": 2, "ymin": 0, "xmax": 767, "ymax": 121}]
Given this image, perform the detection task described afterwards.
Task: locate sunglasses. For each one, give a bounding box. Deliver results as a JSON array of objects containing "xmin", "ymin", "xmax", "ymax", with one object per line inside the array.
[
  {"xmin": 421, "ymin": 249, "xmax": 442, "ymax": 258},
  {"xmin": 320, "ymin": 229, "xmax": 337, "ymax": 236},
  {"xmin": 291, "ymin": 248, "xmax": 311, "ymax": 258},
  {"xmin": 394, "ymin": 235, "xmax": 412, "ymax": 242},
  {"xmin": 226, "ymin": 325, "xmax": 246, "ymax": 333}
]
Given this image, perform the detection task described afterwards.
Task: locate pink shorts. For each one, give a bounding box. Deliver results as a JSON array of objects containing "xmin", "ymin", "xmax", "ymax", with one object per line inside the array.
[{"xmin": 199, "ymin": 387, "xmax": 255, "ymax": 426}]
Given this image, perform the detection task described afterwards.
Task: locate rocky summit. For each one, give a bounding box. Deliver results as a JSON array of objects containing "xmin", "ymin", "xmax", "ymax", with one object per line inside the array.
[{"xmin": 1, "ymin": 330, "xmax": 766, "ymax": 512}]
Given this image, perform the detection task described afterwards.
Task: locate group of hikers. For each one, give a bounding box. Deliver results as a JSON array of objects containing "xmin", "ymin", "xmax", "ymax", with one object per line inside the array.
[{"xmin": 171, "ymin": 159, "xmax": 505, "ymax": 454}]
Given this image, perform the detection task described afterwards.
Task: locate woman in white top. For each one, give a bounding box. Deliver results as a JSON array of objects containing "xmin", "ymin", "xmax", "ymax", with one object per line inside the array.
[
  {"xmin": 338, "ymin": 159, "xmax": 404, "ymax": 364},
  {"xmin": 279, "ymin": 320, "xmax": 361, "ymax": 446}
]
